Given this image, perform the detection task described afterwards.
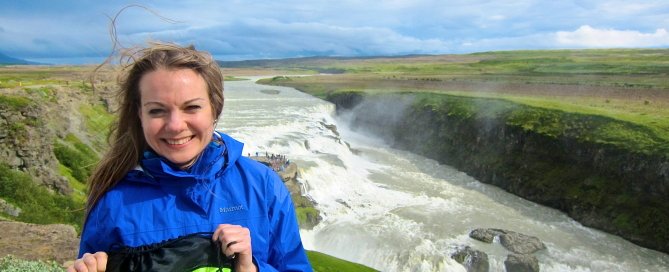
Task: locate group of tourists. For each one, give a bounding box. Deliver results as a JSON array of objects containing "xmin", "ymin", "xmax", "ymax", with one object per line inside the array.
[{"xmin": 249, "ymin": 151, "xmax": 291, "ymax": 172}]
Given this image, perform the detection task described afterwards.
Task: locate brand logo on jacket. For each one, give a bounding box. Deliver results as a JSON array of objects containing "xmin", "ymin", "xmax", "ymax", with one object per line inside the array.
[{"xmin": 219, "ymin": 205, "xmax": 244, "ymax": 213}]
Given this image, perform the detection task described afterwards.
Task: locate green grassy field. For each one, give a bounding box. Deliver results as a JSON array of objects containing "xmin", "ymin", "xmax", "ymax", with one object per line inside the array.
[{"xmin": 307, "ymin": 251, "xmax": 378, "ymax": 272}]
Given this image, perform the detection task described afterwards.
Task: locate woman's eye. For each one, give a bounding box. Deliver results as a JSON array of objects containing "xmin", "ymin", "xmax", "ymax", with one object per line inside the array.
[
  {"xmin": 148, "ymin": 109, "xmax": 165, "ymax": 115},
  {"xmin": 186, "ymin": 105, "xmax": 201, "ymax": 111}
]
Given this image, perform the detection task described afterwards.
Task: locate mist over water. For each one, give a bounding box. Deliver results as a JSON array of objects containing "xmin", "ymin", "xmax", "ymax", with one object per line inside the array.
[{"xmin": 218, "ymin": 77, "xmax": 669, "ymax": 272}]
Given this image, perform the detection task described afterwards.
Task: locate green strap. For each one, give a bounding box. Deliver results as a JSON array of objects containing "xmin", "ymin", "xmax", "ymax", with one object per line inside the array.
[{"xmin": 191, "ymin": 267, "xmax": 232, "ymax": 272}]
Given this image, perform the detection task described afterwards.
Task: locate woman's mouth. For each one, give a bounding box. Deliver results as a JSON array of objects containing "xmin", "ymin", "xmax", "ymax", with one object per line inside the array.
[{"xmin": 165, "ymin": 136, "xmax": 194, "ymax": 145}]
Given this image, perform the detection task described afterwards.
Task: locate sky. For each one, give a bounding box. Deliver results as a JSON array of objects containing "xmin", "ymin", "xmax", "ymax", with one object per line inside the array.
[{"xmin": 1, "ymin": 0, "xmax": 668, "ymax": 64}]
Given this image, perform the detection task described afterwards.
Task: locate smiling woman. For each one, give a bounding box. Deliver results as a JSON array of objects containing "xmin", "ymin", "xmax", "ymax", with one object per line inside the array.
[
  {"xmin": 66, "ymin": 42, "xmax": 312, "ymax": 272},
  {"xmin": 138, "ymin": 68, "xmax": 215, "ymax": 169}
]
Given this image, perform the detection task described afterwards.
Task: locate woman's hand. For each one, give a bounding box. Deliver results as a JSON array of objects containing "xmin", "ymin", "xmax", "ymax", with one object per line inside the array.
[
  {"xmin": 213, "ymin": 224, "xmax": 257, "ymax": 272},
  {"xmin": 66, "ymin": 252, "xmax": 108, "ymax": 272}
]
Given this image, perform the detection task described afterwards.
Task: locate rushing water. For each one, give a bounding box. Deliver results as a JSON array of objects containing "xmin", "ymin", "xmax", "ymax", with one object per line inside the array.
[{"xmin": 217, "ymin": 77, "xmax": 669, "ymax": 272}]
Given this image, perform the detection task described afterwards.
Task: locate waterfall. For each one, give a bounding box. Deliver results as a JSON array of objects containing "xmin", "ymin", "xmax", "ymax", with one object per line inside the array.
[{"xmin": 218, "ymin": 76, "xmax": 669, "ymax": 272}]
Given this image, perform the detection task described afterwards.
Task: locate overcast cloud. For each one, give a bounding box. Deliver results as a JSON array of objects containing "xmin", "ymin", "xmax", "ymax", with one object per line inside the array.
[{"xmin": 1, "ymin": 0, "xmax": 667, "ymax": 64}]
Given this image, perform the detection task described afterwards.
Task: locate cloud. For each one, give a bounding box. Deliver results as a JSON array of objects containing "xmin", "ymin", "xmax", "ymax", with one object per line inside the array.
[
  {"xmin": 555, "ymin": 25, "xmax": 669, "ymax": 48},
  {"xmin": 144, "ymin": 19, "xmax": 453, "ymax": 60},
  {"xmin": 2, "ymin": 1, "xmax": 669, "ymax": 63}
]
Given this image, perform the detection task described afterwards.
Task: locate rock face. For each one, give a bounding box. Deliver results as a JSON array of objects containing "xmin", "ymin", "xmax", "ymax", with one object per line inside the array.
[
  {"xmin": 0, "ymin": 221, "xmax": 79, "ymax": 265},
  {"xmin": 327, "ymin": 92, "xmax": 669, "ymax": 254},
  {"xmin": 0, "ymin": 92, "xmax": 71, "ymax": 194}
]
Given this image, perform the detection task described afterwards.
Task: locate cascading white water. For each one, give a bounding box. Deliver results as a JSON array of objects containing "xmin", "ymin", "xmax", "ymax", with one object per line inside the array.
[{"xmin": 218, "ymin": 76, "xmax": 669, "ymax": 272}]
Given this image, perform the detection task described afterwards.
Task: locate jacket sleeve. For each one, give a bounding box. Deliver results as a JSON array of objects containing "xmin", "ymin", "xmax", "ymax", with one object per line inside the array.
[
  {"xmin": 256, "ymin": 171, "xmax": 312, "ymax": 272},
  {"xmin": 78, "ymin": 199, "xmax": 114, "ymax": 257}
]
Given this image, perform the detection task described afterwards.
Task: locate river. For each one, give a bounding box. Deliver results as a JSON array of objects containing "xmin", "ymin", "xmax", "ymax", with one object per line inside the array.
[{"xmin": 217, "ymin": 77, "xmax": 669, "ymax": 272}]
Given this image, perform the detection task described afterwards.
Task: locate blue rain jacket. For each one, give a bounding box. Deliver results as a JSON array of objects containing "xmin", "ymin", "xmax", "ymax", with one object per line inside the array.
[{"xmin": 79, "ymin": 132, "xmax": 312, "ymax": 271}]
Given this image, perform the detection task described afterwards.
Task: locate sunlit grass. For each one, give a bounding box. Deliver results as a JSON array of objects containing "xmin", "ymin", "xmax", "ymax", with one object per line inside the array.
[
  {"xmin": 307, "ymin": 251, "xmax": 378, "ymax": 272},
  {"xmin": 79, "ymin": 104, "xmax": 114, "ymax": 151},
  {"xmin": 432, "ymin": 91, "xmax": 669, "ymax": 142}
]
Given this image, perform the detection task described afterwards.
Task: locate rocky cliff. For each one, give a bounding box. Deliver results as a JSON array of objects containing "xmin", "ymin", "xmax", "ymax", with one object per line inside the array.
[
  {"xmin": 327, "ymin": 91, "xmax": 669, "ymax": 254},
  {"xmin": 0, "ymin": 87, "xmax": 71, "ymax": 194}
]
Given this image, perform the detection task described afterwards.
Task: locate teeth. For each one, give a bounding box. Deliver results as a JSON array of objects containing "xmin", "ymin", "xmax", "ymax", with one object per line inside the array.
[{"xmin": 166, "ymin": 136, "xmax": 192, "ymax": 145}]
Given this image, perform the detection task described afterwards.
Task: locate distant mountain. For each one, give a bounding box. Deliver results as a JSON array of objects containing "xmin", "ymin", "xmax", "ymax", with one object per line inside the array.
[{"xmin": 0, "ymin": 52, "xmax": 39, "ymax": 65}]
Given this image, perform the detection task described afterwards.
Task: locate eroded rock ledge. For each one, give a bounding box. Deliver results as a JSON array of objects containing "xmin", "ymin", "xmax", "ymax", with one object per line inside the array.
[{"xmin": 251, "ymin": 156, "xmax": 321, "ymax": 229}]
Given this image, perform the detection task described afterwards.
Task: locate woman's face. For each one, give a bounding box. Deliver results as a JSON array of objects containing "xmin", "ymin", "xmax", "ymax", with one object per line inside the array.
[{"xmin": 138, "ymin": 68, "xmax": 215, "ymax": 168}]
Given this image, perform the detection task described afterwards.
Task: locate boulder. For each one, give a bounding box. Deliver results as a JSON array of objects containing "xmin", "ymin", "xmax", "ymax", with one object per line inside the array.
[
  {"xmin": 469, "ymin": 228, "xmax": 546, "ymax": 254},
  {"xmin": 469, "ymin": 228, "xmax": 501, "ymax": 243},
  {"xmin": 0, "ymin": 199, "xmax": 21, "ymax": 217},
  {"xmin": 499, "ymin": 231, "xmax": 546, "ymax": 254},
  {"xmin": 451, "ymin": 246, "xmax": 489, "ymax": 272},
  {"xmin": 504, "ymin": 254, "xmax": 540, "ymax": 272}
]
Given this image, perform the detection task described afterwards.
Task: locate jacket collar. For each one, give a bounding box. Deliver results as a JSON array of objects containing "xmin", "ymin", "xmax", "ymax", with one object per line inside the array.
[{"xmin": 132, "ymin": 131, "xmax": 244, "ymax": 183}]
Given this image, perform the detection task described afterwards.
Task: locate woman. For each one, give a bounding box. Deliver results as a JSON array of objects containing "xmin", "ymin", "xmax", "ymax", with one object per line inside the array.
[{"xmin": 67, "ymin": 42, "xmax": 312, "ymax": 272}]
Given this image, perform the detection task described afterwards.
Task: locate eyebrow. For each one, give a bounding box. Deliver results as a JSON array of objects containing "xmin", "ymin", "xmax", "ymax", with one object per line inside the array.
[{"xmin": 142, "ymin": 98, "xmax": 205, "ymax": 107}]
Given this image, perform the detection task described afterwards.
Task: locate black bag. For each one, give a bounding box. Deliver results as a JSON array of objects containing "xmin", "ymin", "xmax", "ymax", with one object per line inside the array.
[{"xmin": 106, "ymin": 232, "xmax": 234, "ymax": 272}]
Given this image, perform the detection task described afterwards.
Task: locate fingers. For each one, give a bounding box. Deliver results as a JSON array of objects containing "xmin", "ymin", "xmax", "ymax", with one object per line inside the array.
[
  {"xmin": 68, "ymin": 252, "xmax": 108, "ymax": 272},
  {"xmin": 94, "ymin": 252, "xmax": 108, "ymax": 271},
  {"xmin": 213, "ymin": 224, "xmax": 251, "ymax": 254},
  {"xmin": 213, "ymin": 224, "xmax": 254, "ymax": 269},
  {"xmin": 226, "ymin": 241, "xmax": 239, "ymax": 258}
]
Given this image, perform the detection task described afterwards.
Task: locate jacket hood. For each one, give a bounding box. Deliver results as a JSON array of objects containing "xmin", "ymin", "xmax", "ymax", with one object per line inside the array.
[{"xmin": 128, "ymin": 131, "xmax": 244, "ymax": 184}]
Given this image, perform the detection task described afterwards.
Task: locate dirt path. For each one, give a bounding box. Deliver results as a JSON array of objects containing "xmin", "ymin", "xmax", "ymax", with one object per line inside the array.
[{"xmin": 0, "ymin": 221, "xmax": 78, "ymax": 265}]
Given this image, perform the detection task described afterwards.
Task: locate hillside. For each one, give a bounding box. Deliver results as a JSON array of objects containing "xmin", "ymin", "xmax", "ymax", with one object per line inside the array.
[{"xmin": 0, "ymin": 52, "xmax": 39, "ymax": 65}]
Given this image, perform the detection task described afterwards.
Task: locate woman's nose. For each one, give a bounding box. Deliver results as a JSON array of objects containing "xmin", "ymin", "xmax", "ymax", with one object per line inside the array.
[{"xmin": 166, "ymin": 112, "xmax": 186, "ymax": 132}]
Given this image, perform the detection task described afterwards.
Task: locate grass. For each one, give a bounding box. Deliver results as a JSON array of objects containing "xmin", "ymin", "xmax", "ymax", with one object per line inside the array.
[
  {"xmin": 437, "ymin": 90, "xmax": 669, "ymax": 133},
  {"xmin": 307, "ymin": 251, "xmax": 378, "ymax": 272},
  {"xmin": 0, "ymin": 65, "xmax": 92, "ymax": 88},
  {"xmin": 0, "ymin": 255, "xmax": 62, "ymax": 272},
  {"xmin": 0, "ymin": 163, "xmax": 84, "ymax": 231},
  {"xmin": 0, "ymin": 94, "xmax": 32, "ymax": 110},
  {"xmin": 23, "ymin": 86, "xmax": 58, "ymax": 102},
  {"xmin": 53, "ymin": 134, "xmax": 99, "ymax": 184},
  {"xmin": 250, "ymin": 49, "xmax": 669, "ymax": 88},
  {"xmin": 58, "ymin": 163, "xmax": 86, "ymax": 204},
  {"xmin": 293, "ymin": 194, "xmax": 320, "ymax": 229},
  {"xmin": 79, "ymin": 104, "xmax": 114, "ymax": 151},
  {"xmin": 223, "ymin": 75, "xmax": 249, "ymax": 81},
  {"xmin": 408, "ymin": 92, "xmax": 669, "ymax": 153}
]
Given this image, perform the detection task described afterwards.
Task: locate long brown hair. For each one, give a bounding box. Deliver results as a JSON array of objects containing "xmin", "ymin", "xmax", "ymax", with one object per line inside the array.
[{"xmin": 85, "ymin": 42, "xmax": 224, "ymax": 217}]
